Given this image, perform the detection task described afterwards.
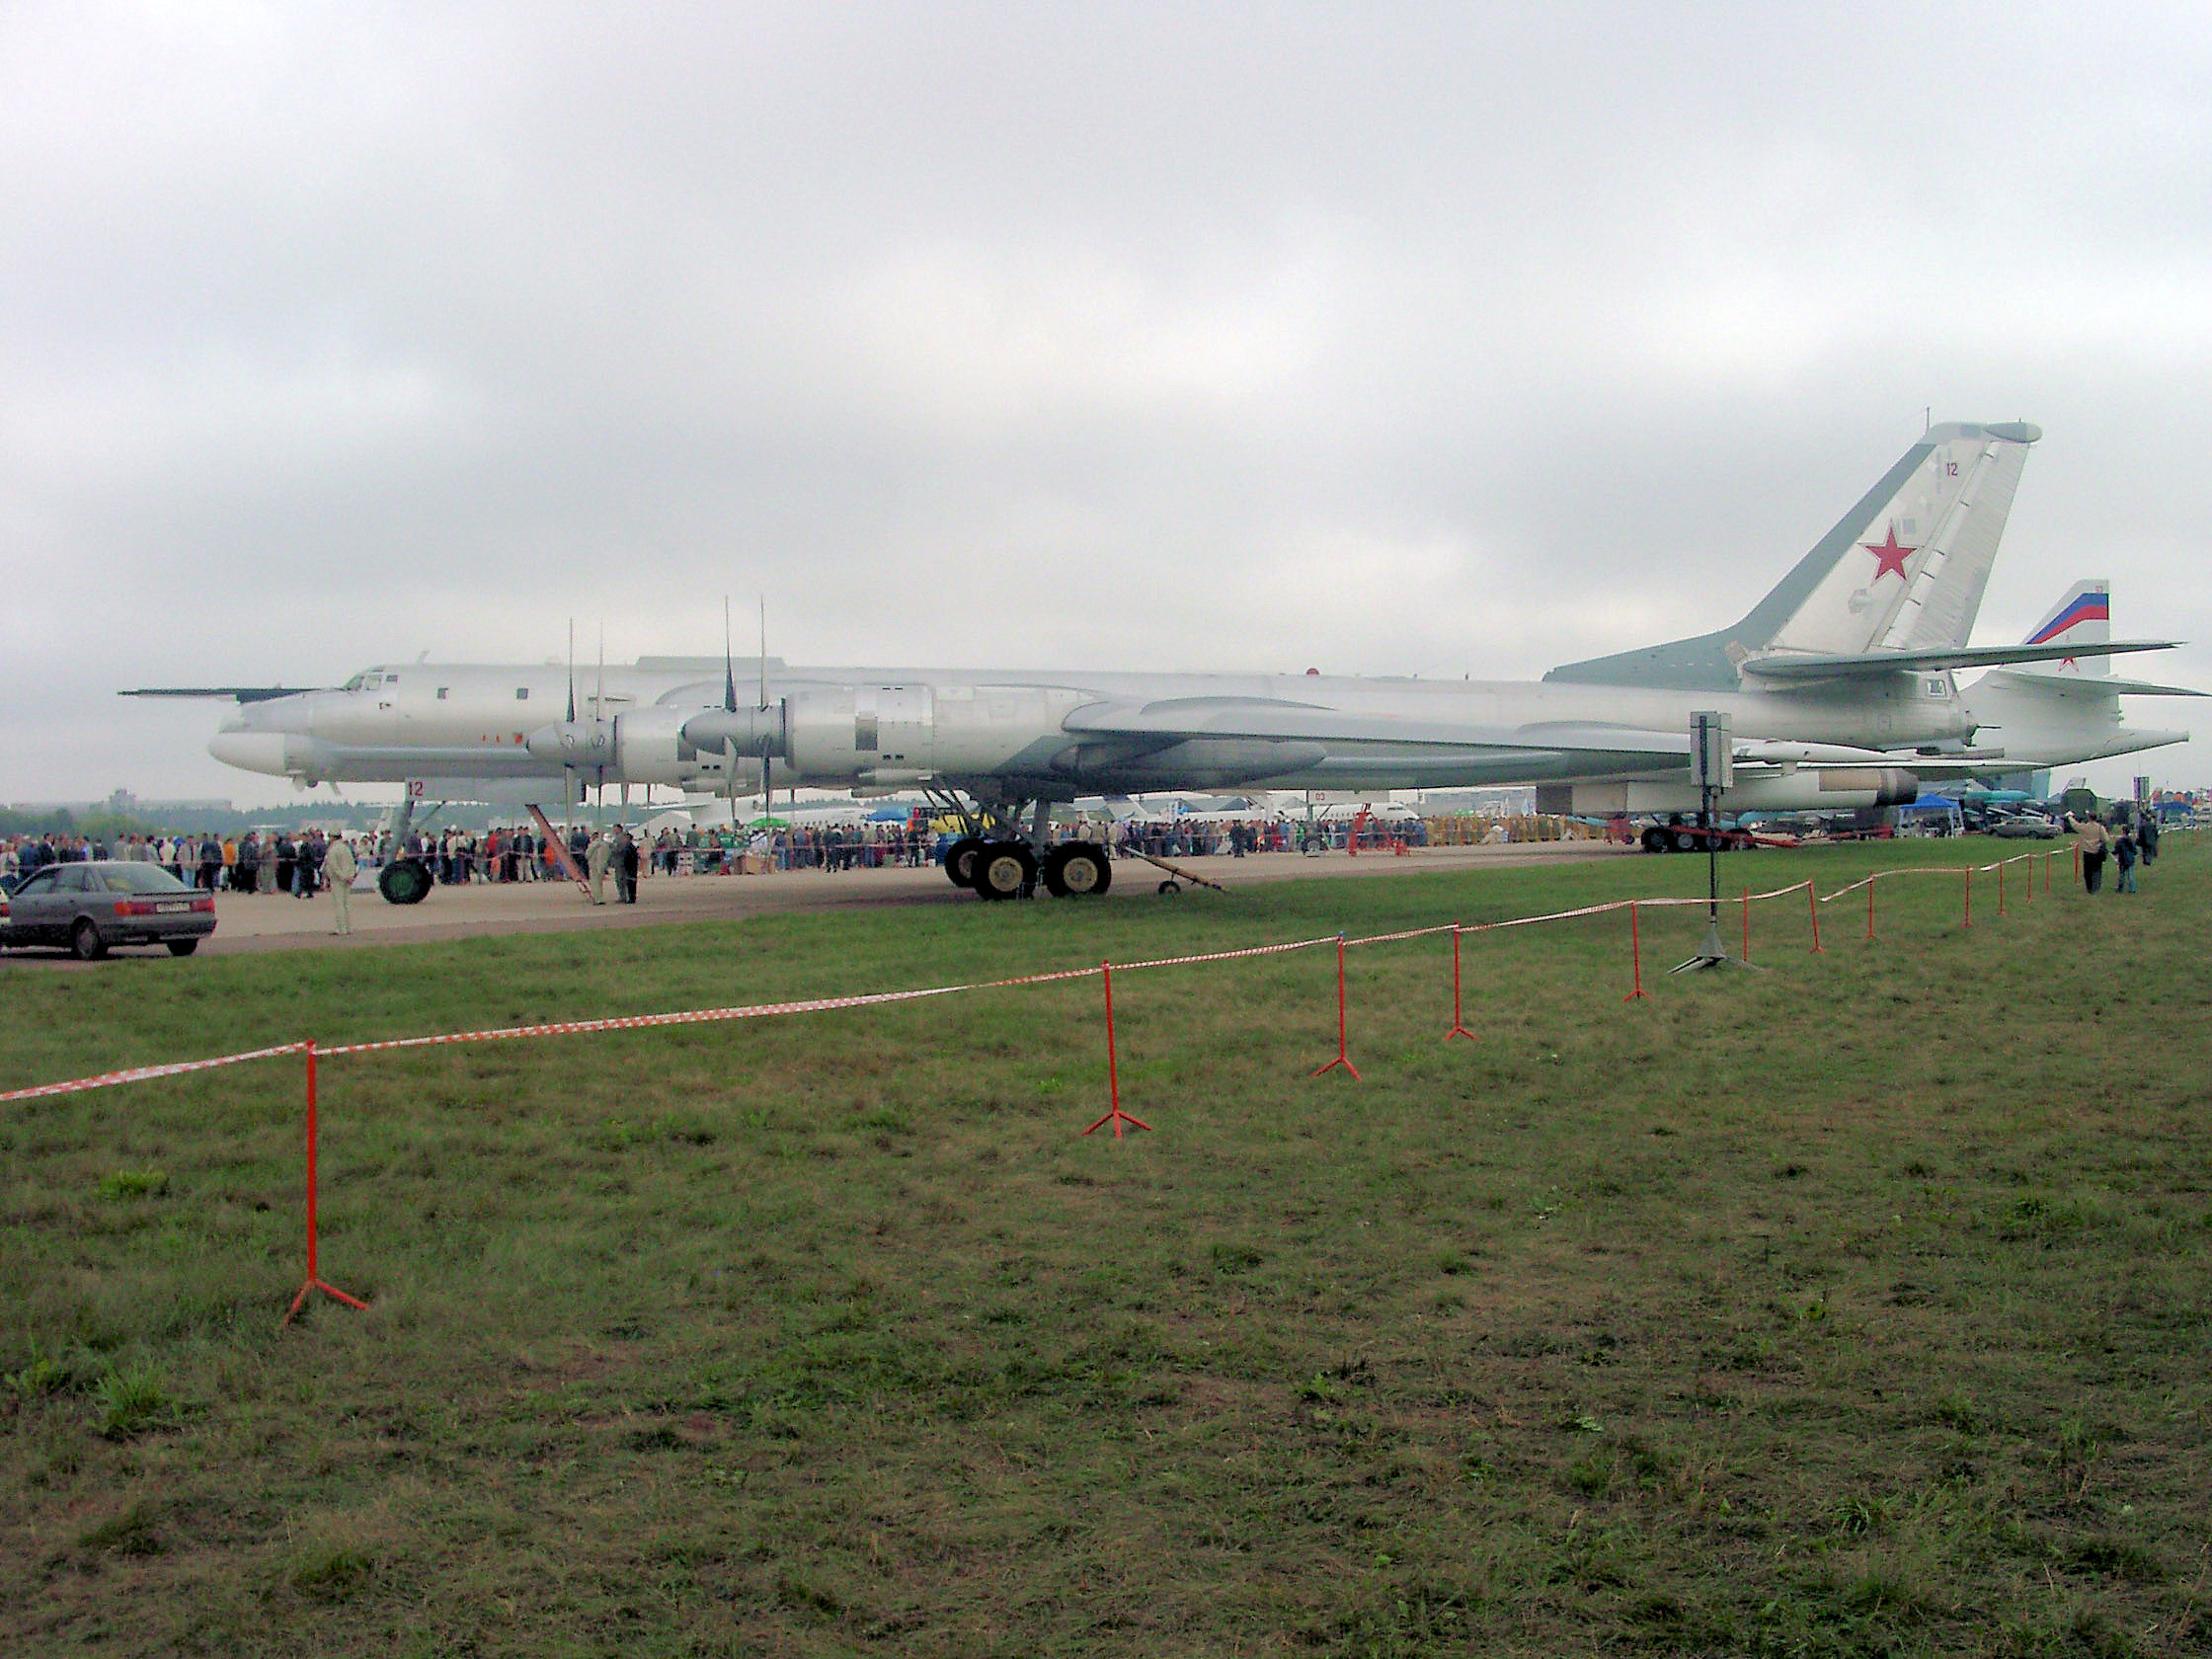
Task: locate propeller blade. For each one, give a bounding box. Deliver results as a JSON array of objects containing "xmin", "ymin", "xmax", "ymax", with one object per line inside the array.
[
  {"xmin": 724, "ymin": 597, "xmax": 739, "ymax": 714},
  {"xmin": 566, "ymin": 619, "xmax": 577, "ymax": 724}
]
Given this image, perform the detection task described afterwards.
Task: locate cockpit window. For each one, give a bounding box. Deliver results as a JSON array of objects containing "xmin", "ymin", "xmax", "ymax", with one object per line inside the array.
[{"xmin": 342, "ymin": 673, "xmax": 367, "ymax": 692}]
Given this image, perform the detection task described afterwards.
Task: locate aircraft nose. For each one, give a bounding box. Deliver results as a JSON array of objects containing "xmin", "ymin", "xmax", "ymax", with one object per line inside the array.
[{"xmin": 207, "ymin": 729, "xmax": 293, "ymax": 775}]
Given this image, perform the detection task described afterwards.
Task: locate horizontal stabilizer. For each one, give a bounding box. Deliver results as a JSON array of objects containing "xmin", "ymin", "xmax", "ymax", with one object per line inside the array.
[
  {"xmin": 1741, "ymin": 639, "xmax": 2176, "ymax": 681},
  {"xmin": 2093, "ymin": 676, "xmax": 2207, "ymax": 697},
  {"xmin": 1976, "ymin": 668, "xmax": 2207, "ymax": 698}
]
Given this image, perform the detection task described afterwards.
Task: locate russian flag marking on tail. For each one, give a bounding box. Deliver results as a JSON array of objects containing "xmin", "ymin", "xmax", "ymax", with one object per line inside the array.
[
  {"xmin": 2026, "ymin": 589, "xmax": 2109, "ymax": 645},
  {"xmin": 2014, "ymin": 580, "xmax": 2111, "ymax": 677}
]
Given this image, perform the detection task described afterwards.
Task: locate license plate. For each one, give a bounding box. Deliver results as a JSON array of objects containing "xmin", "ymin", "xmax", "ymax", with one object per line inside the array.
[{"xmin": 155, "ymin": 902, "xmax": 191, "ymax": 913}]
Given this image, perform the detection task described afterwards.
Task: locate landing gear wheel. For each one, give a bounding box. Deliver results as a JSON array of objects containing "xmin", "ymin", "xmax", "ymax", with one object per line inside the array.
[
  {"xmin": 70, "ymin": 919, "xmax": 107, "ymax": 961},
  {"xmin": 1669, "ymin": 829, "xmax": 1698, "ymax": 853},
  {"xmin": 973, "ymin": 841, "xmax": 1036, "ymax": 901},
  {"xmin": 942, "ymin": 835, "xmax": 987, "ymax": 889},
  {"xmin": 1041, "ymin": 842, "xmax": 1112, "ymax": 898},
  {"xmin": 1640, "ymin": 827, "xmax": 1669, "ymax": 854},
  {"xmin": 1157, "ymin": 879, "xmax": 1181, "ymax": 896},
  {"xmin": 378, "ymin": 858, "xmax": 433, "ymax": 906},
  {"xmin": 165, "ymin": 939, "xmax": 199, "ymax": 957}
]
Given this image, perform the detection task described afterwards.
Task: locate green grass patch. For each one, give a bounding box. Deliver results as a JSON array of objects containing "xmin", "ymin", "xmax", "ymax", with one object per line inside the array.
[{"xmin": 2, "ymin": 837, "xmax": 2208, "ymax": 1654}]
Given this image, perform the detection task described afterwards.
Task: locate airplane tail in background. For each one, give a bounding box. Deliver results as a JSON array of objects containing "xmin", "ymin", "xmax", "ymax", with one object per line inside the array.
[
  {"xmin": 1547, "ymin": 420, "xmax": 2042, "ymax": 691},
  {"xmin": 2010, "ymin": 581, "xmax": 2111, "ymax": 677},
  {"xmin": 1961, "ymin": 580, "xmax": 2200, "ymax": 765}
]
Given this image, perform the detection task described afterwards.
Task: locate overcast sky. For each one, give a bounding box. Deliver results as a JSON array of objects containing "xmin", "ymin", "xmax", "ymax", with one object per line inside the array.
[{"xmin": 6, "ymin": 2, "xmax": 2209, "ymax": 806}]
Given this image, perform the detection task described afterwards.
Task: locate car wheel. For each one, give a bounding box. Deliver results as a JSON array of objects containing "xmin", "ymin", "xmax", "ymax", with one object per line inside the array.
[
  {"xmin": 165, "ymin": 939, "xmax": 199, "ymax": 957},
  {"xmin": 70, "ymin": 918, "xmax": 107, "ymax": 961}
]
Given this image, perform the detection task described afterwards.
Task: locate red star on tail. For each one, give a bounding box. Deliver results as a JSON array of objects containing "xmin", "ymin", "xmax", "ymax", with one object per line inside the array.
[{"xmin": 1860, "ymin": 526, "xmax": 1915, "ymax": 581}]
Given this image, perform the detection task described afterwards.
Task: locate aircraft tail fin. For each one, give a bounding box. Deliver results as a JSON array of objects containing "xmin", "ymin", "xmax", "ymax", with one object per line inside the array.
[
  {"xmin": 2011, "ymin": 580, "xmax": 2111, "ymax": 677},
  {"xmin": 1546, "ymin": 420, "xmax": 2041, "ymax": 691}
]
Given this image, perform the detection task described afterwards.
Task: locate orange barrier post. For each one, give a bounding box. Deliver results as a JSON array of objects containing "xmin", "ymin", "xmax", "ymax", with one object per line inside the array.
[
  {"xmin": 281, "ymin": 1041, "xmax": 369, "ymax": 1328},
  {"xmin": 1312, "ymin": 934, "xmax": 1362, "ymax": 1077},
  {"xmin": 1865, "ymin": 877, "xmax": 1877, "ymax": 942},
  {"xmin": 1806, "ymin": 881, "xmax": 1824, "ymax": 953},
  {"xmin": 1444, "ymin": 925, "xmax": 1477, "ymax": 1041},
  {"xmin": 1622, "ymin": 903, "xmax": 1652, "ymax": 1001},
  {"xmin": 1082, "ymin": 962, "xmax": 1151, "ymax": 1139},
  {"xmin": 1962, "ymin": 867, "xmax": 1972, "ymax": 929}
]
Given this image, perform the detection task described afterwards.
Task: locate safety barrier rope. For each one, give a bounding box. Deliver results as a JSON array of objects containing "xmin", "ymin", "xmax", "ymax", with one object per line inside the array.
[
  {"xmin": 0, "ymin": 850, "xmax": 2073, "ymax": 1104},
  {"xmin": 1818, "ymin": 849, "xmax": 2042, "ymax": 902},
  {"xmin": 0, "ymin": 1041, "xmax": 310, "ymax": 1104}
]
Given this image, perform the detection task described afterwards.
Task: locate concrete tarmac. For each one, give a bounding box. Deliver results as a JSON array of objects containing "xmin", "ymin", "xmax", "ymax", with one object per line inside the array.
[{"xmin": 6, "ymin": 840, "xmax": 1633, "ymax": 962}]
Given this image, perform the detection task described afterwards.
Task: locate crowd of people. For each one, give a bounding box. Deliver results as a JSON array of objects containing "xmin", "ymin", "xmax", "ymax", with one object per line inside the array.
[{"xmin": 1, "ymin": 829, "xmax": 370, "ymax": 897}]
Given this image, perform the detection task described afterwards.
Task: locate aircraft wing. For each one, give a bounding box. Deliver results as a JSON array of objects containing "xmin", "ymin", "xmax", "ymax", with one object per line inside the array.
[
  {"xmin": 1062, "ymin": 702, "xmax": 1893, "ymax": 766},
  {"xmin": 1063, "ymin": 699, "xmax": 1690, "ymax": 758},
  {"xmin": 1741, "ymin": 640, "xmax": 2177, "ymax": 682},
  {"xmin": 120, "ymin": 685, "xmax": 327, "ymax": 703}
]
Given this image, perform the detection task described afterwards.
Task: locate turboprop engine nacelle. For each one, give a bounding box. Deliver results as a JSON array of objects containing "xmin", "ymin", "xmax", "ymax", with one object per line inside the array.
[
  {"xmin": 1539, "ymin": 769, "xmax": 1922, "ymax": 816},
  {"xmin": 688, "ymin": 686, "xmax": 966, "ymax": 785},
  {"xmin": 597, "ymin": 706, "xmax": 735, "ymax": 790},
  {"xmin": 523, "ymin": 720, "xmax": 615, "ymax": 769}
]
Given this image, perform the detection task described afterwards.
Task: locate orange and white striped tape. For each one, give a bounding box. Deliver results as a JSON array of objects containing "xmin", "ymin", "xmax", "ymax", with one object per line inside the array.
[{"xmin": 0, "ymin": 1041, "xmax": 309, "ymax": 1104}]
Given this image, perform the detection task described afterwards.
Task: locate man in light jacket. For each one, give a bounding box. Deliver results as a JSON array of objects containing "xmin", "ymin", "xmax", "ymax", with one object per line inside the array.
[{"xmin": 325, "ymin": 834, "xmax": 359, "ymax": 935}]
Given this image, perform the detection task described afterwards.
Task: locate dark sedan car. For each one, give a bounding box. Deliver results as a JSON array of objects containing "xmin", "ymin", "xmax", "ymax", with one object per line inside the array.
[{"xmin": 1, "ymin": 861, "xmax": 217, "ymax": 959}]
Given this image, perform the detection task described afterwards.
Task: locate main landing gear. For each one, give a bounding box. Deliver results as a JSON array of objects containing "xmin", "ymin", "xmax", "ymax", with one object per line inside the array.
[{"xmin": 932, "ymin": 792, "xmax": 1113, "ymax": 903}]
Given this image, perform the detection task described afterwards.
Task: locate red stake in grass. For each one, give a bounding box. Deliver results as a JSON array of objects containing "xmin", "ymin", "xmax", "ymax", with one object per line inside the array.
[
  {"xmin": 1622, "ymin": 903, "xmax": 1651, "ymax": 1001},
  {"xmin": 1445, "ymin": 925, "xmax": 1477, "ymax": 1042},
  {"xmin": 1312, "ymin": 933, "xmax": 1362, "ymax": 1078},
  {"xmin": 1806, "ymin": 880, "xmax": 1824, "ymax": 953},
  {"xmin": 1864, "ymin": 877, "xmax": 1877, "ymax": 943},
  {"xmin": 1082, "ymin": 961, "xmax": 1151, "ymax": 1139},
  {"xmin": 281, "ymin": 1041, "xmax": 369, "ymax": 1328}
]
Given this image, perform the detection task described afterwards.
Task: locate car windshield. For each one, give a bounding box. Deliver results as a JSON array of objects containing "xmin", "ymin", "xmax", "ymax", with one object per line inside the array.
[{"xmin": 92, "ymin": 865, "xmax": 192, "ymax": 894}]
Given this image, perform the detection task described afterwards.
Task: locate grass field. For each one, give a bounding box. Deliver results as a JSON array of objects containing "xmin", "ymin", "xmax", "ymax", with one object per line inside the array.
[{"xmin": 3, "ymin": 838, "xmax": 2207, "ymax": 1657}]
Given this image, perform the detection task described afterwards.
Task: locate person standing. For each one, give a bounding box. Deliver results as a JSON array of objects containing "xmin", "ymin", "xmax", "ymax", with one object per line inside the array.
[
  {"xmin": 324, "ymin": 833, "xmax": 358, "ymax": 934},
  {"xmin": 2138, "ymin": 811, "xmax": 2160, "ymax": 865},
  {"xmin": 2066, "ymin": 811, "xmax": 2110, "ymax": 894},
  {"xmin": 2113, "ymin": 826, "xmax": 2139, "ymax": 895},
  {"xmin": 617, "ymin": 827, "xmax": 641, "ymax": 904},
  {"xmin": 585, "ymin": 830, "xmax": 612, "ymax": 904}
]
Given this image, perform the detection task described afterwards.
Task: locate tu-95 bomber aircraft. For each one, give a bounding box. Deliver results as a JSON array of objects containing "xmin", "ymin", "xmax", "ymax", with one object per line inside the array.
[{"xmin": 145, "ymin": 419, "xmax": 2195, "ymax": 903}]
